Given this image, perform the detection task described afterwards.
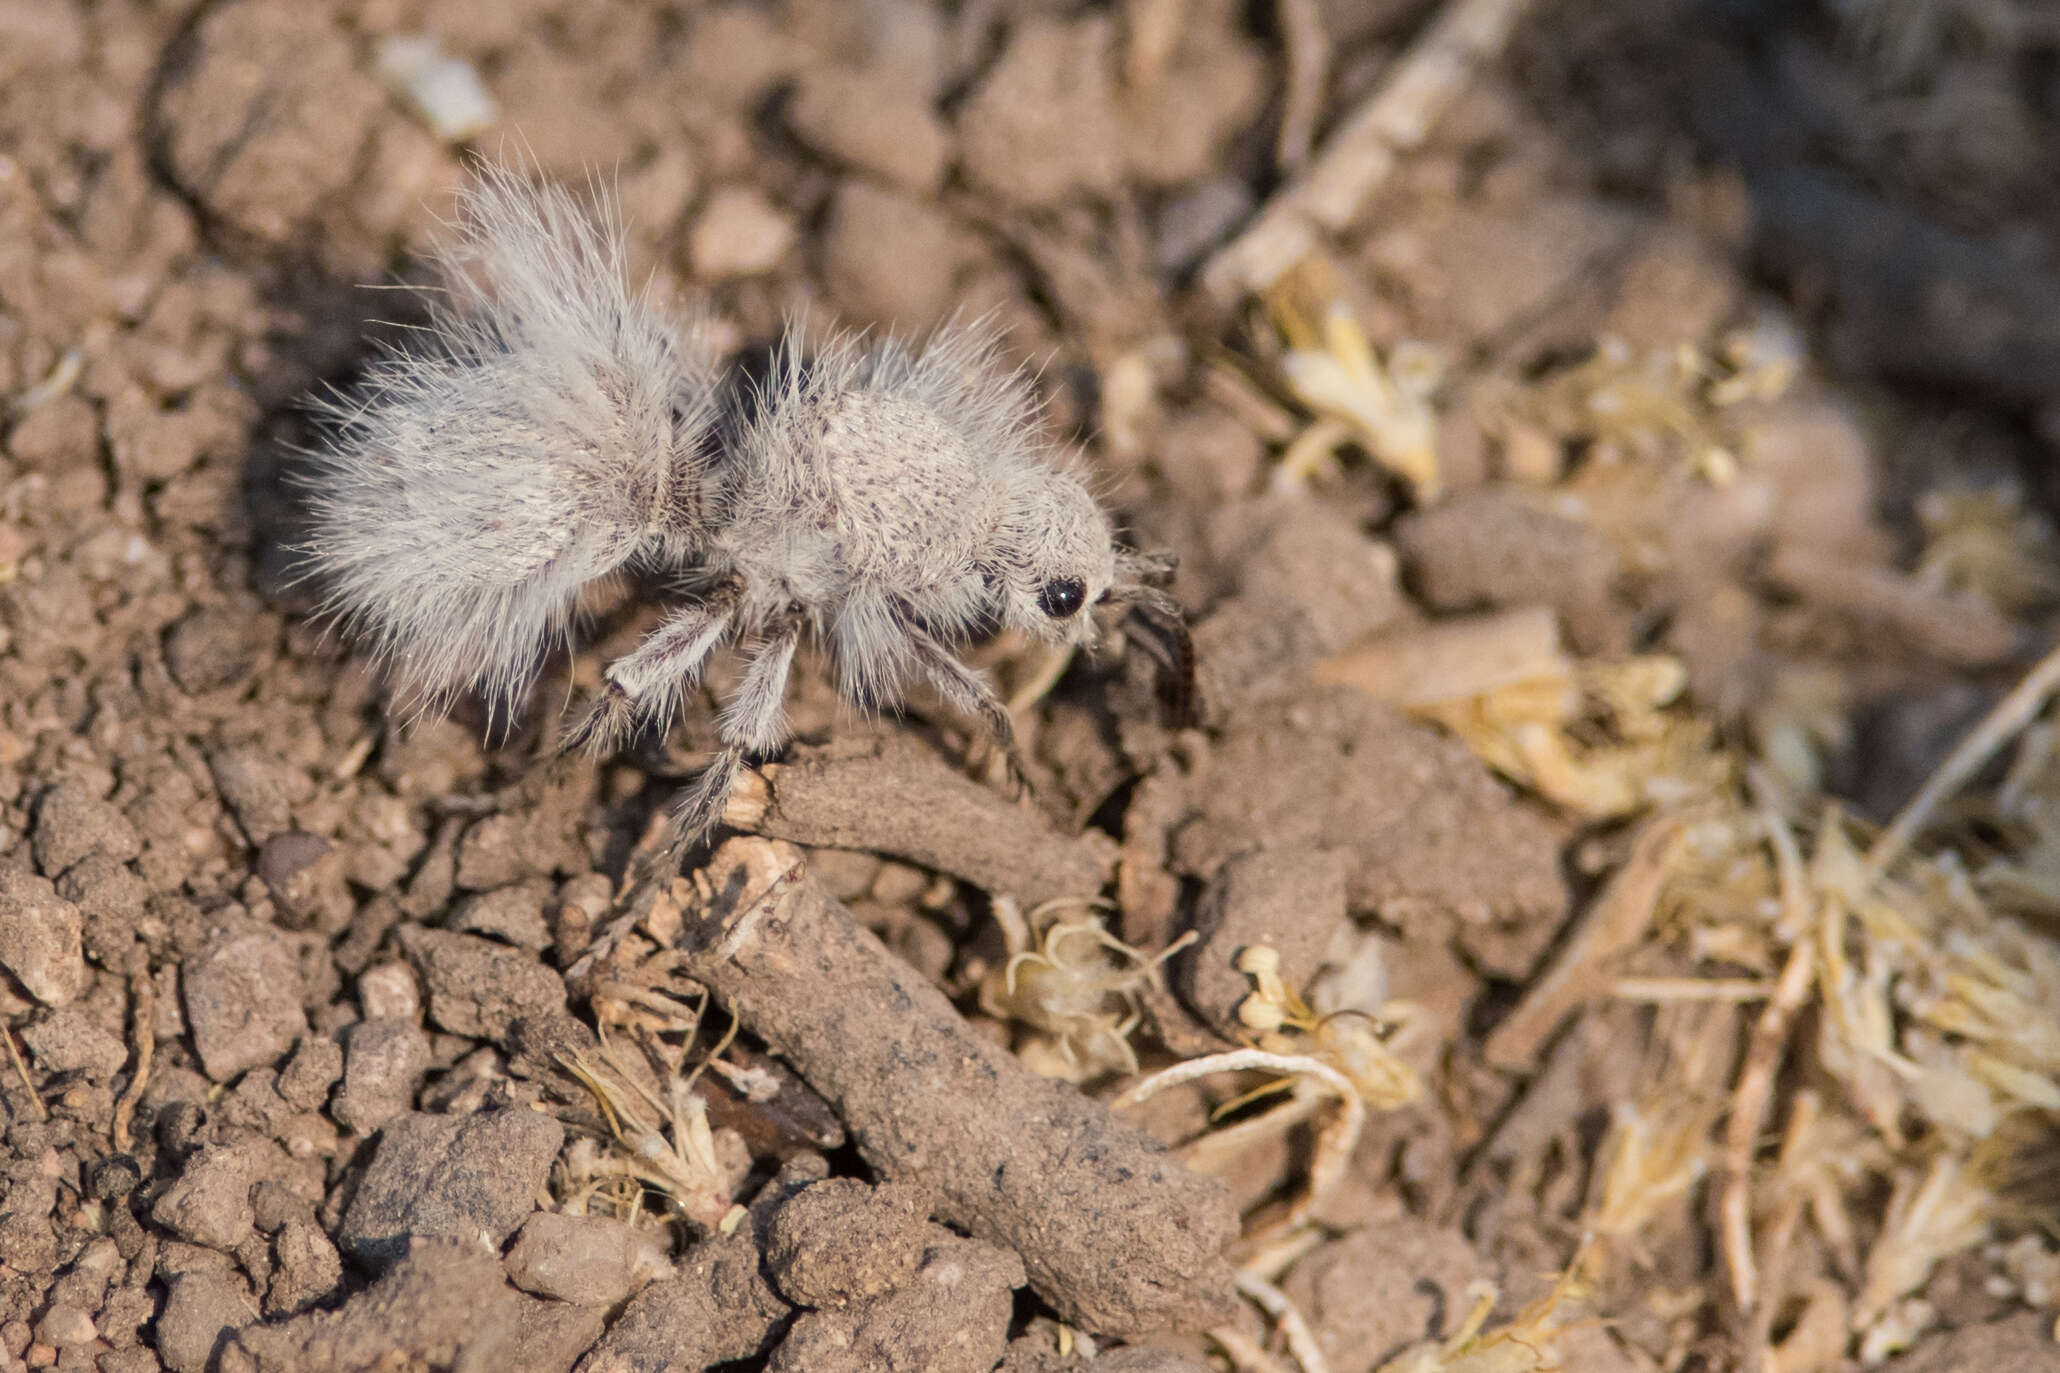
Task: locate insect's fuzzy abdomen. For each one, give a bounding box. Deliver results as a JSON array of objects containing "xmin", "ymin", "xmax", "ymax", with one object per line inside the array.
[{"xmin": 303, "ymin": 165, "xmax": 718, "ymax": 719}]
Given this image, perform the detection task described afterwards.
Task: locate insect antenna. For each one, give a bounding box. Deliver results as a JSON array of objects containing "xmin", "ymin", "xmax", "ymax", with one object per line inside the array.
[{"xmin": 1101, "ymin": 576, "xmax": 1197, "ymax": 727}]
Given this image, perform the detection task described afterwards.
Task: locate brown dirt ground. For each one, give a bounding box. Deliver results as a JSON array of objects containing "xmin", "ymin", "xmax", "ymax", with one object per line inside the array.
[{"xmin": 4, "ymin": 1, "xmax": 2060, "ymax": 1371}]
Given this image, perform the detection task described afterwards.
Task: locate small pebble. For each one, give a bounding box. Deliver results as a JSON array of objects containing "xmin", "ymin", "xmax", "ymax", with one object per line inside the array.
[
  {"xmin": 689, "ymin": 186, "xmax": 796, "ymax": 280},
  {"xmin": 0, "ymin": 867, "xmax": 87, "ymax": 1008},
  {"xmin": 182, "ymin": 925, "xmax": 308, "ymax": 1081},
  {"xmin": 357, "ymin": 960, "xmax": 422, "ymax": 1023},
  {"xmin": 30, "ymin": 1307, "xmax": 91, "ymax": 1351},
  {"xmin": 339, "ymin": 1109, "xmax": 564, "ymax": 1267}
]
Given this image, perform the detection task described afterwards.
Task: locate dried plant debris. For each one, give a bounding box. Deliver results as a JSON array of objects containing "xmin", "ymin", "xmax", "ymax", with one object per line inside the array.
[
  {"xmin": 1260, "ymin": 268, "xmax": 1446, "ymax": 501},
  {"xmin": 979, "ymin": 896, "xmax": 1195, "ymax": 1082}
]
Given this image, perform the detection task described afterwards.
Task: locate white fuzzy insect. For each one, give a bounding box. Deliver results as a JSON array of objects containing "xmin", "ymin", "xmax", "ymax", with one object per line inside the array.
[{"xmin": 304, "ymin": 165, "xmax": 1187, "ymax": 851}]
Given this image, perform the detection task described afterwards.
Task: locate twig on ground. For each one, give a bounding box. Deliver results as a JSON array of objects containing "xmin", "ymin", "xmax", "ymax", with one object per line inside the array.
[
  {"xmin": 1201, "ymin": 0, "xmax": 1537, "ymax": 302},
  {"xmin": 1233, "ymin": 1269, "xmax": 1332, "ymax": 1373},
  {"xmin": 1867, "ymin": 636, "xmax": 2060, "ymax": 877},
  {"xmin": 1210, "ymin": 1326, "xmax": 1298, "ymax": 1373},
  {"xmin": 2, "ymin": 1023, "xmax": 45, "ymax": 1122},
  {"xmin": 1719, "ymin": 778, "xmax": 1816, "ymax": 1320},
  {"xmin": 1614, "ymin": 977, "xmax": 1773, "ymax": 1002},
  {"xmin": 1274, "ymin": 0, "xmax": 1332, "ymax": 173},
  {"xmin": 1484, "ymin": 817, "xmax": 1683, "ymax": 1070},
  {"xmin": 1119, "ymin": 1047, "xmax": 1365, "ymax": 1228},
  {"xmin": 1744, "ymin": 1089, "xmax": 1824, "ymax": 1370},
  {"xmin": 112, "ymin": 969, "xmax": 156, "ymax": 1151},
  {"xmin": 674, "ymin": 837, "xmax": 1239, "ymax": 1333},
  {"xmin": 723, "ymin": 734, "xmax": 1116, "ymax": 906},
  {"xmin": 1766, "ymin": 545, "xmax": 2019, "ymax": 671}
]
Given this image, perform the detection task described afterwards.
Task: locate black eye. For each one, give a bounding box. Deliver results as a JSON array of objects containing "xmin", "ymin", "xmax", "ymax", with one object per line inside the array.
[{"xmin": 1037, "ymin": 578, "xmax": 1086, "ymax": 619}]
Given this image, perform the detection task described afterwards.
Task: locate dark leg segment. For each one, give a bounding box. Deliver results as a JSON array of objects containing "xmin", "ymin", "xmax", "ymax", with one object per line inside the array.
[{"xmin": 905, "ymin": 626, "xmax": 1030, "ymax": 795}]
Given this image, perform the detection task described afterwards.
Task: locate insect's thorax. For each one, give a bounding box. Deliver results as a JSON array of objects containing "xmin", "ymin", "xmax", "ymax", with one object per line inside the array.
[{"xmin": 710, "ymin": 391, "xmax": 1002, "ymax": 626}]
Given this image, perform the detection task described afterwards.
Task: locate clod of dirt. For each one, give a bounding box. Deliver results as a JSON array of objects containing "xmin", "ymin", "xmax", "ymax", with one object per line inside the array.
[
  {"xmin": 32, "ymin": 1303, "xmax": 93, "ymax": 1351},
  {"xmin": 206, "ymin": 742, "xmax": 313, "ymax": 849},
  {"xmin": 253, "ymin": 831, "xmax": 343, "ymax": 926},
  {"xmin": 165, "ymin": 605, "xmax": 262, "ymax": 695},
  {"xmin": 19, "ymin": 1005, "xmax": 126, "ymax": 1079},
  {"xmin": 153, "ymin": 0, "xmax": 385, "ymax": 245},
  {"xmin": 508, "ymin": 1299, "xmax": 617, "ymax": 1373},
  {"xmin": 728, "ymin": 734, "xmax": 1116, "ymax": 907},
  {"xmin": 1742, "ymin": 391, "xmax": 1878, "ymax": 556},
  {"xmin": 0, "ymin": 865, "xmax": 87, "ymax": 1006},
  {"xmin": 1372, "ymin": 198, "xmax": 1638, "ymax": 350},
  {"xmin": 329, "ymin": 1018, "xmax": 430, "ymax": 1135},
  {"xmin": 1117, "ymin": 0, "xmax": 1267, "ymax": 189},
  {"xmin": 105, "ymin": 376, "xmax": 250, "ymax": 486},
  {"xmin": 958, "ymin": 17, "xmax": 1127, "ymax": 206},
  {"xmin": 30, "ymin": 777, "xmax": 141, "ymax": 877},
  {"xmin": 1171, "ymin": 688, "xmax": 1568, "ymax": 974},
  {"xmin": 1598, "ymin": 224, "xmax": 1742, "ymax": 351},
  {"xmin": 5, "ymin": 393, "xmax": 96, "ymax": 471},
  {"xmin": 337, "ymin": 1109, "xmax": 564, "ymax": 1268},
  {"xmin": 355, "ymin": 960, "xmax": 422, "ymax": 1023},
  {"xmin": 85, "ymin": 1154, "xmax": 143, "ymax": 1205},
  {"xmin": 786, "ymin": 69, "xmax": 953, "ymax": 194},
  {"xmin": 688, "ymin": 186, "xmax": 798, "ymax": 281},
  {"xmin": 1280, "ymin": 1219, "xmax": 1483, "ymax": 1372},
  {"xmin": 503, "ymin": 1211, "xmax": 672, "ymax": 1309},
  {"xmin": 157, "ymin": 1271, "xmax": 256, "ymax": 1373},
  {"xmin": 1192, "ymin": 497, "xmax": 1411, "ymax": 716},
  {"xmin": 1394, "ymin": 488, "xmax": 1630, "ymax": 655},
  {"xmin": 1876, "ymin": 1311, "xmax": 2060, "ymax": 1372},
  {"xmin": 252, "ymin": 1177, "xmax": 318, "ymax": 1232},
  {"xmin": 1154, "ymin": 406, "xmax": 1267, "ymax": 511},
  {"xmin": 452, "ymin": 817, "xmax": 556, "ymax": 893},
  {"xmin": 228, "ymin": 1236, "xmax": 536, "ymax": 1373},
  {"xmin": 575, "ymin": 1226, "xmax": 790, "ymax": 1372},
  {"xmin": 256, "ymin": 831, "xmax": 354, "ymax": 935},
  {"xmin": 821, "ymin": 180, "xmax": 979, "ymax": 331},
  {"xmin": 675, "ymin": 838, "xmax": 1238, "ymax": 1333},
  {"xmin": 1179, "ymin": 847, "xmax": 1351, "ymax": 1036},
  {"xmin": 397, "ymin": 926, "xmax": 567, "ymax": 1041},
  {"xmin": 1094, "ymin": 1350, "xmax": 1214, "ymax": 1372},
  {"xmin": 680, "ymin": 5, "xmax": 798, "ymax": 109},
  {"xmin": 277, "ymin": 1034, "xmax": 343, "ymax": 1113},
  {"xmin": 449, "ymin": 879, "xmax": 555, "ymax": 953},
  {"xmin": 767, "ymin": 1233, "xmax": 1025, "ymax": 1373},
  {"xmin": 764, "ymin": 1178, "xmax": 931, "ymax": 1308},
  {"xmin": 266, "ymin": 1218, "xmax": 344, "ymax": 1317},
  {"xmin": 57, "ymin": 853, "xmax": 149, "ymax": 971},
  {"xmin": 182, "ymin": 923, "xmax": 309, "ymax": 1081},
  {"xmin": 152, "ymin": 1146, "xmax": 258, "ymax": 1252}
]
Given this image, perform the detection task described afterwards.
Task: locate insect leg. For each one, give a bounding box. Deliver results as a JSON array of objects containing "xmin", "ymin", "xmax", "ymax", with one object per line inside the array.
[
  {"xmin": 562, "ymin": 578, "xmax": 742, "ymax": 755},
  {"xmin": 670, "ymin": 611, "xmax": 803, "ymax": 850},
  {"xmin": 1105, "ymin": 582, "xmax": 1197, "ymax": 727},
  {"xmin": 904, "ymin": 626, "xmax": 1031, "ymax": 796}
]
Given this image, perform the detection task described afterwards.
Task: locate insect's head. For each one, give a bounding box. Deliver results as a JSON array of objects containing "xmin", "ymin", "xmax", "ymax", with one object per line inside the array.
[
  {"xmin": 989, "ymin": 469, "xmax": 1196, "ymax": 722},
  {"xmin": 993, "ymin": 471, "xmax": 1118, "ymax": 648}
]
